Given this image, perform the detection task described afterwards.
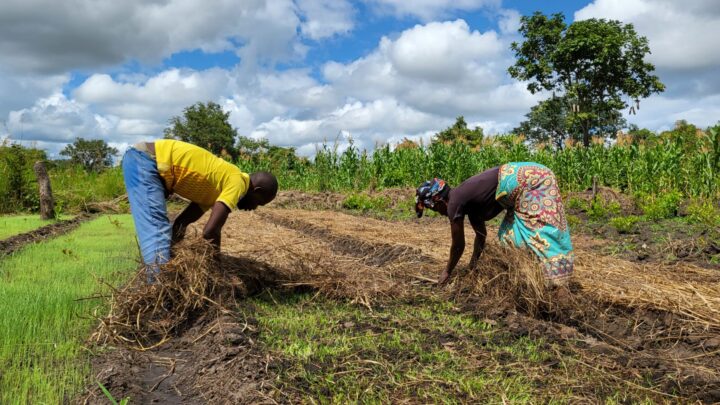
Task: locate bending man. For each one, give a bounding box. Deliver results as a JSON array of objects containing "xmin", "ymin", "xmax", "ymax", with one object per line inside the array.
[
  {"xmin": 122, "ymin": 139, "xmax": 278, "ymax": 281},
  {"xmin": 415, "ymin": 162, "xmax": 573, "ymax": 286}
]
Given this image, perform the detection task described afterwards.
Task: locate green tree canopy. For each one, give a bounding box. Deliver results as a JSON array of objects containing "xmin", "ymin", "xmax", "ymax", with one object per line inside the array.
[
  {"xmin": 236, "ymin": 135, "xmax": 303, "ymax": 172},
  {"xmin": 433, "ymin": 116, "xmax": 484, "ymax": 148},
  {"xmin": 515, "ymin": 95, "xmax": 626, "ymax": 149},
  {"xmin": 164, "ymin": 102, "xmax": 237, "ymax": 158},
  {"xmin": 59, "ymin": 137, "xmax": 117, "ymax": 172},
  {"xmin": 509, "ymin": 12, "xmax": 664, "ymax": 146}
]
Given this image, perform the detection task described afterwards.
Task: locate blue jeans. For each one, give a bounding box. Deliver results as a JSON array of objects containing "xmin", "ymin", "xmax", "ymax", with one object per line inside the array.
[{"xmin": 121, "ymin": 147, "xmax": 171, "ymax": 283}]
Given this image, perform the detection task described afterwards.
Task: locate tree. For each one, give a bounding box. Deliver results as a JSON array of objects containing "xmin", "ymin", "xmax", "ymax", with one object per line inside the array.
[
  {"xmin": 236, "ymin": 135, "xmax": 302, "ymax": 171},
  {"xmin": 59, "ymin": 138, "xmax": 118, "ymax": 172},
  {"xmin": 509, "ymin": 12, "xmax": 665, "ymax": 146},
  {"xmin": 236, "ymin": 136, "xmax": 271, "ymax": 158},
  {"xmin": 626, "ymin": 124, "xmax": 655, "ymax": 143},
  {"xmin": 164, "ymin": 102, "xmax": 237, "ymax": 158},
  {"xmin": 433, "ymin": 116, "xmax": 484, "ymax": 148},
  {"xmin": 515, "ymin": 96, "xmax": 573, "ymax": 149},
  {"xmin": 516, "ymin": 95, "xmax": 626, "ymax": 149}
]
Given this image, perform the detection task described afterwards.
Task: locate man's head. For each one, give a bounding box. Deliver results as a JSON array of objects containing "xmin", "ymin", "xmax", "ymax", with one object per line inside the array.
[
  {"xmin": 237, "ymin": 171, "xmax": 278, "ymax": 211},
  {"xmin": 415, "ymin": 178, "xmax": 450, "ymax": 218}
]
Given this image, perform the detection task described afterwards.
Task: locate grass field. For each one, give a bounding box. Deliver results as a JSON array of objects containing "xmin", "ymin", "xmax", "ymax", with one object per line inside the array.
[
  {"xmin": 0, "ymin": 215, "xmax": 71, "ymax": 240},
  {"xmin": 0, "ymin": 215, "xmax": 137, "ymax": 404},
  {"xmin": 253, "ymin": 292, "xmax": 557, "ymax": 403}
]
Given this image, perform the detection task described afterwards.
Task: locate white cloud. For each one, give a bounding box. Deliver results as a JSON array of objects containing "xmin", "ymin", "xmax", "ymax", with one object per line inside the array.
[
  {"xmin": 74, "ymin": 69, "xmax": 233, "ymax": 119},
  {"xmin": 7, "ymin": 93, "xmax": 112, "ymax": 144},
  {"xmin": 367, "ymin": 0, "xmax": 500, "ymax": 21},
  {"xmin": 623, "ymin": 94, "xmax": 720, "ymax": 131},
  {"xmin": 388, "ymin": 20, "xmax": 503, "ymax": 81},
  {"xmin": 575, "ymin": 0, "xmax": 720, "ymax": 71},
  {"xmin": 0, "ymin": 69, "xmax": 68, "ymax": 119},
  {"xmin": 0, "ymin": 0, "xmax": 304, "ymax": 75},
  {"xmin": 321, "ymin": 19, "xmax": 535, "ymax": 118},
  {"xmin": 296, "ymin": 0, "xmax": 355, "ymax": 40}
]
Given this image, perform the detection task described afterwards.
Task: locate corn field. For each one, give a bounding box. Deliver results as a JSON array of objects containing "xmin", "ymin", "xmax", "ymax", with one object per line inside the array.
[{"xmin": 240, "ymin": 124, "xmax": 720, "ymax": 198}]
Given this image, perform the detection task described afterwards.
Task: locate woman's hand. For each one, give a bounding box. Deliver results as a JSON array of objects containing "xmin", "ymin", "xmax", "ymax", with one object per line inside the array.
[{"xmin": 437, "ymin": 269, "xmax": 451, "ymax": 286}]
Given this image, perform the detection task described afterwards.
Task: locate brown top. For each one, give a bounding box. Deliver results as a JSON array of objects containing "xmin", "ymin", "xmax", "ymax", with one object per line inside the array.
[{"xmin": 447, "ymin": 167, "xmax": 504, "ymax": 223}]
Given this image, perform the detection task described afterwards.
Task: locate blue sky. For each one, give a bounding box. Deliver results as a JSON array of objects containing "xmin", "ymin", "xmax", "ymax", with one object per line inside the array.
[{"xmin": 1, "ymin": 0, "xmax": 719, "ymax": 156}]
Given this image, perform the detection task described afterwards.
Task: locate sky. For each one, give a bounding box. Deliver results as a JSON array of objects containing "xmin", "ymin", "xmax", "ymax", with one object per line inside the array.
[{"xmin": 1, "ymin": 0, "xmax": 719, "ymax": 157}]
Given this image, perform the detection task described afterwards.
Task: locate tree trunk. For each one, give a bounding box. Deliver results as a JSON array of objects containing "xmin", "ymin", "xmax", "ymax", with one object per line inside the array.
[
  {"xmin": 582, "ymin": 122, "xmax": 590, "ymax": 147},
  {"xmin": 33, "ymin": 161, "xmax": 55, "ymax": 220}
]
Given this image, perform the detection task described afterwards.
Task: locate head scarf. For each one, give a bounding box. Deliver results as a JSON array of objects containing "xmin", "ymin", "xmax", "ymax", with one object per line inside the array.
[{"xmin": 415, "ymin": 178, "xmax": 447, "ymax": 218}]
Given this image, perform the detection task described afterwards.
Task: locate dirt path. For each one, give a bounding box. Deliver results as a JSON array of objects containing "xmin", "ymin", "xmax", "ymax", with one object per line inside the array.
[{"xmin": 0, "ymin": 214, "xmax": 94, "ymax": 257}]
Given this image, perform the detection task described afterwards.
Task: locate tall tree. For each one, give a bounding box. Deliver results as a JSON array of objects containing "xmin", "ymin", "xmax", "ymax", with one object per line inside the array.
[
  {"xmin": 509, "ymin": 12, "xmax": 664, "ymax": 146},
  {"xmin": 433, "ymin": 116, "xmax": 484, "ymax": 148},
  {"xmin": 515, "ymin": 95, "xmax": 626, "ymax": 149},
  {"xmin": 164, "ymin": 102, "xmax": 237, "ymax": 158},
  {"xmin": 59, "ymin": 137, "xmax": 118, "ymax": 172}
]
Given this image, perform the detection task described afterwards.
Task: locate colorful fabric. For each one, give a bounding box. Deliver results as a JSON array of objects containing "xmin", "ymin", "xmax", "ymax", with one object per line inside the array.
[
  {"xmin": 154, "ymin": 139, "xmax": 250, "ymax": 211},
  {"xmin": 122, "ymin": 147, "xmax": 170, "ymax": 283},
  {"xmin": 495, "ymin": 162, "xmax": 574, "ymax": 284},
  {"xmin": 415, "ymin": 178, "xmax": 447, "ymax": 217}
]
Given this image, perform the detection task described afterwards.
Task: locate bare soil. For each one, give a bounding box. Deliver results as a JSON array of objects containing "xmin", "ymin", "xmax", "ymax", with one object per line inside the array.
[{"xmin": 0, "ymin": 214, "xmax": 93, "ymax": 257}]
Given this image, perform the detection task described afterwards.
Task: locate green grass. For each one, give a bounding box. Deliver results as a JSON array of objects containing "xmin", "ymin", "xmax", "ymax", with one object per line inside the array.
[
  {"xmin": 0, "ymin": 215, "xmax": 71, "ymax": 240},
  {"xmin": 252, "ymin": 293, "xmax": 593, "ymax": 403},
  {"xmin": 0, "ymin": 215, "xmax": 138, "ymax": 404}
]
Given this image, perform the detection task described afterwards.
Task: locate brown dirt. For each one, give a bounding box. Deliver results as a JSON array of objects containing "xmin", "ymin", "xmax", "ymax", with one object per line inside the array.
[
  {"xmin": 0, "ymin": 214, "xmax": 93, "ymax": 256},
  {"xmin": 85, "ymin": 206, "xmax": 720, "ymax": 403},
  {"xmin": 85, "ymin": 312, "xmax": 282, "ymax": 404}
]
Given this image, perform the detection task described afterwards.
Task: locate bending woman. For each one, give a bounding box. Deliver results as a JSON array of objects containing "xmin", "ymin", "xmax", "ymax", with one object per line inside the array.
[{"xmin": 415, "ymin": 162, "xmax": 574, "ymax": 286}]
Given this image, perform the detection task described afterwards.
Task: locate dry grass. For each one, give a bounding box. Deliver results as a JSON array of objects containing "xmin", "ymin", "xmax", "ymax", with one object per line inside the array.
[
  {"xmin": 92, "ymin": 238, "xmax": 247, "ymax": 350},
  {"xmin": 96, "ymin": 208, "xmax": 720, "ymax": 351}
]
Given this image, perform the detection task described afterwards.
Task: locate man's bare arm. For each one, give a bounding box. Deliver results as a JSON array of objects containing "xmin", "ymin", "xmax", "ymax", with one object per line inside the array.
[
  {"xmin": 172, "ymin": 202, "xmax": 205, "ymax": 243},
  {"xmin": 202, "ymin": 202, "xmax": 231, "ymax": 249}
]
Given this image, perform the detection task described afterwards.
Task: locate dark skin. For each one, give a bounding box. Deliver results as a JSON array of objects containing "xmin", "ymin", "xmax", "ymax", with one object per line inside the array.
[
  {"xmin": 427, "ymin": 199, "xmax": 489, "ymax": 286},
  {"xmin": 171, "ymin": 181, "xmax": 271, "ymax": 249},
  {"xmin": 143, "ymin": 142, "xmax": 277, "ymax": 263}
]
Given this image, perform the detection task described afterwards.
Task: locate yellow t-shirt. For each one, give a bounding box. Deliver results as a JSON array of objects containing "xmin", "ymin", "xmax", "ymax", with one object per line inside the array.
[{"xmin": 154, "ymin": 140, "xmax": 249, "ymax": 211}]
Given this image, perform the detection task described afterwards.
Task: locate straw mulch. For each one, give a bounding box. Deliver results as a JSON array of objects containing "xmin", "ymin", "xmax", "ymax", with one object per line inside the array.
[
  {"xmin": 92, "ymin": 238, "xmax": 248, "ymax": 350},
  {"xmin": 257, "ymin": 208, "xmax": 720, "ymax": 335},
  {"xmin": 95, "ymin": 207, "xmax": 720, "ymax": 353}
]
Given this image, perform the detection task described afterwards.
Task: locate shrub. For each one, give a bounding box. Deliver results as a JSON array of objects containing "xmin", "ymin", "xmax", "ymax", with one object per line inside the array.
[
  {"xmin": 639, "ymin": 191, "xmax": 683, "ymax": 220},
  {"xmin": 687, "ymin": 199, "xmax": 720, "ymax": 226},
  {"xmin": 342, "ymin": 193, "xmax": 390, "ymax": 212},
  {"xmin": 566, "ymin": 197, "xmax": 588, "ymax": 211},
  {"xmin": 610, "ymin": 215, "xmax": 641, "ymax": 234},
  {"xmin": 587, "ymin": 199, "xmax": 621, "ymax": 220}
]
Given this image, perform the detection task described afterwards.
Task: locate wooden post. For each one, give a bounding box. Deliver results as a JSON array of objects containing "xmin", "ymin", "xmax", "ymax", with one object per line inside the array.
[
  {"xmin": 33, "ymin": 161, "xmax": 55, "ymax": 220},
  {"xmin": 591, "ymin": 175, "xmax": 598, "ymax": 203}
]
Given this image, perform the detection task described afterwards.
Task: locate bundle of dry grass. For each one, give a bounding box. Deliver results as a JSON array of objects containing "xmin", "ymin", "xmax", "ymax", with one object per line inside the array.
[
  {"xmin": 92, "ymin": 238, "xmax": 248, "ymax": 350},
  {"xmin": 449, "ymin": 243, "xmax": 558, "ymax": 316}
]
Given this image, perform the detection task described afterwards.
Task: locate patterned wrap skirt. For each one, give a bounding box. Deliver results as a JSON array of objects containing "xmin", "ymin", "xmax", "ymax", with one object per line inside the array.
[{"xmin": 495, "ymin": 162, "xmax": 574, "ymax": 285}]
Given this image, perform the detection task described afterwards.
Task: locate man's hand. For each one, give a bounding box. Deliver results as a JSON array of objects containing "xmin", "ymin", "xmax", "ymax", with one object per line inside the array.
[
  {"xmin": 202, "ymin": 202, "xmax": 231, "ymax": 249},
  {"xmin": 172, "ymin": 202, "xmax": 205, "ymax": 244}
]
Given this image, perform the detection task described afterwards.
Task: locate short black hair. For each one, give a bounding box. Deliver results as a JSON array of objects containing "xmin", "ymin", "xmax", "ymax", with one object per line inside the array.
[{"xmin": 250, "ymin": 171, "xmax": 278, "ymax": 203}]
